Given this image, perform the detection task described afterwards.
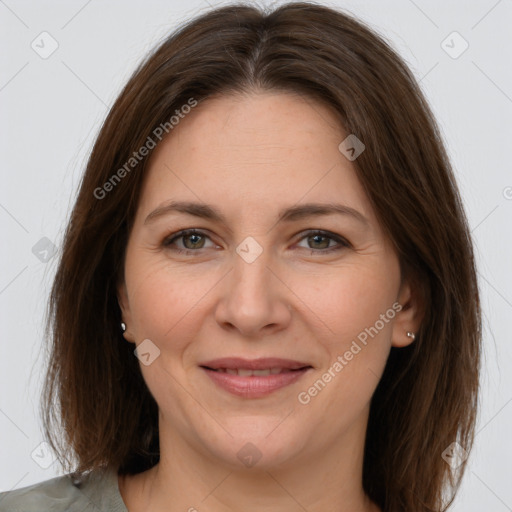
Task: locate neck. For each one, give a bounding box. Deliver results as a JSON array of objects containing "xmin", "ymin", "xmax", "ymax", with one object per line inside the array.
[{"xmin": 120, "ymin": 412, "xmax": 380, "ymax": 512}]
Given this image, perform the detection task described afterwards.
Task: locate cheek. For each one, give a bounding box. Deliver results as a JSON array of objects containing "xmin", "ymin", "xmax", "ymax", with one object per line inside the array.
[
  {"xmin": 125, "ymin": 254, "xmax": 215, "ymax": 341},
  {"xmin": 294, "ymin": 263, "xmax": 399, "ymax": 392},
  {"xmin": 294, "ymin": 261, "xmax": 400, "ymax": 411},
  {"xmin": 289, "ymin": 261, "xmax": 399, "ymax": 345},
  {"xmin": 124, "ymin": 260, "xmax": 210, "ymax": 406}
]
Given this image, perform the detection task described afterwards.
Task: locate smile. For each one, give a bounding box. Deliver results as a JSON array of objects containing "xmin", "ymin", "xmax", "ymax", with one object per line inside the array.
[{"xmin": 199, "ymin": 357, "xmax": 313, "ymax": 398}]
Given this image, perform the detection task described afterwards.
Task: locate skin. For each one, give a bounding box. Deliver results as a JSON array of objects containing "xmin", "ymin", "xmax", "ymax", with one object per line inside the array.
[{"xmin": 117, "ymin": 90, "xmax": 421, "ymax": 512}]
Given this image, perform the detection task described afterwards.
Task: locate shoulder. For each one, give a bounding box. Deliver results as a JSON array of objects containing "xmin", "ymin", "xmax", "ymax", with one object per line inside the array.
[
  {"xmin": 0, "ymin": 467, "xmax": 126, "ymax": 512},
  {"xmin": 0, "ymin": 472, "xmax": 87, "ymax": 512}
]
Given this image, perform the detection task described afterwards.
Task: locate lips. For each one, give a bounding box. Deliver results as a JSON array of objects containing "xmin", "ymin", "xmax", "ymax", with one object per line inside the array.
[{"xmin": 199, "ymin": 357, "xmax": 313, "ymax": 398}]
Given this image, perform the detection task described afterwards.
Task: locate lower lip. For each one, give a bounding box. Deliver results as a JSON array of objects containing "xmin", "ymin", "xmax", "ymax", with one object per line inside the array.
[{"xmin": 201, "ymin": 367, "xmax": 311, "ymax": 398}]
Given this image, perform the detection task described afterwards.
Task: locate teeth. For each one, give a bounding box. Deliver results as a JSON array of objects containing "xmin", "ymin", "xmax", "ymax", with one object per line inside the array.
[
  {"xmin": 252, "ymin": 369, "xmax": 271, "ymax": 376},
  {"xmin": 215, "ymin": 367, "xmax": 293, "ymax": 376}
]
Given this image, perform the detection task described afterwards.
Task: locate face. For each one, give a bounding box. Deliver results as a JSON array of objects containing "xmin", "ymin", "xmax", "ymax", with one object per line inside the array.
[{"xmin": 118, "ymin": 91, "xmax": 418, "ymax": 471}]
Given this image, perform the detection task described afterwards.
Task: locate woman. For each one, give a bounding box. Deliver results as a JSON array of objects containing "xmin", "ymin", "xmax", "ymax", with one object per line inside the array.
[{"xmin": 0, "ymin": 2, "xmax": 481, "ymax": 511}]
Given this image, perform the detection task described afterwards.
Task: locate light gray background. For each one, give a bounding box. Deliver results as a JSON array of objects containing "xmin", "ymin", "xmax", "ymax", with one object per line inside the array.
[{"xmin": 1, "ymin": 0, "xmax": 511, "ymax": 510}]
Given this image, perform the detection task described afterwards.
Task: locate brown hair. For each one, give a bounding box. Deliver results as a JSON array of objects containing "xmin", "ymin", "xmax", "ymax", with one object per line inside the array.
[{"xmin": 42, "ymin": 2, "xmax": 481, "ymax": 511}]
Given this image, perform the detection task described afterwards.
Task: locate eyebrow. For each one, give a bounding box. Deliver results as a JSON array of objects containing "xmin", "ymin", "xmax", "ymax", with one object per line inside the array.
[{"xmin": 144, "ymin": 200, "xmax": 369, "ymax": 227}]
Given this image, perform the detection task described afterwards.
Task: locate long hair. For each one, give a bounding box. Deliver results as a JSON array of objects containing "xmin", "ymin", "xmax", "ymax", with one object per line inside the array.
[{"xmin": 41, "ymin": 3, "xmax": 481, "ymax": 511}]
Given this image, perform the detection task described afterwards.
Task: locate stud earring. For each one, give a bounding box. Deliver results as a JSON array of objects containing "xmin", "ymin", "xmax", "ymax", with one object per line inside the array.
[
  {"xmin": 121, "ymin": 322, "xmax": 127, "ymax": 332},
  {"xmin": 406, "ymin": 331, "xmax": 416, "ymax": 341}
]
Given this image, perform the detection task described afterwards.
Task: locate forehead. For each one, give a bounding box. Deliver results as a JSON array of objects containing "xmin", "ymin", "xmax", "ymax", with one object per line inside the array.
[
  {"xmin": 137, "ymin": 91, "xmax": 375, "ymax": 225},
  {"xmin": 165, "ymin": 90, "xmax": 345, "ymax": 158}
]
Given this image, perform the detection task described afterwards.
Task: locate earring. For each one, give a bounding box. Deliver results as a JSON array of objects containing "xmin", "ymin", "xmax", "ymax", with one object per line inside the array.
[
  {"xmin": 406, "ymin": 331, "xmax": 416, "ymax": 341},
  {"xmin": 121, "ymin": 322, "xmax": 127, "ymax": 332}
]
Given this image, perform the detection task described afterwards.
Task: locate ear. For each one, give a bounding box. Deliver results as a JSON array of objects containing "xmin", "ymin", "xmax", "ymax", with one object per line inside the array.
[
  {"xmin": 391, "ymin": 275, "xmax": 423, "ymax": 348},
  {"xmin": 117, "ymin": 281, "xmax": 136, "ymax": 344}
]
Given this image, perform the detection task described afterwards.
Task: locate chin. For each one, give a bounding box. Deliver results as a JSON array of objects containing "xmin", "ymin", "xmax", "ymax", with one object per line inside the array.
[{"xmin": 194, "ymin": 416, "xmax": 309, "ymax": 471}]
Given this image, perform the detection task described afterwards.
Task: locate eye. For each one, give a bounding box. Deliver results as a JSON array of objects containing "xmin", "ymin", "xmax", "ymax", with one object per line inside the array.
[
  {"xmin": 162, "ymin": 228, "xmax": 350, "ymax": 256},
  {"xmin": 162, "ymin": 229, "xmax": 217, "ymax": 253},
  {"xmin": 295, "ymin": 230, "xmax": 350, "ymax": 254}
]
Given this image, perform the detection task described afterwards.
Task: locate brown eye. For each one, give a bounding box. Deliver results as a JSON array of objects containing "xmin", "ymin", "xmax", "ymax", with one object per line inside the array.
[
  {"xmin": 182, "ymin": 233, "xmax": 205, "ymax": 249},
  {"xmin": 163, "ymin": 229, "xmax": 215, "ymax": 253},
  {"xmin": 307, "ymin": 234, "xmax": 331, "ymax": 249},
  {"xmin": 296, "ymin": 230, "xmax": 350, "ymax": 253}
]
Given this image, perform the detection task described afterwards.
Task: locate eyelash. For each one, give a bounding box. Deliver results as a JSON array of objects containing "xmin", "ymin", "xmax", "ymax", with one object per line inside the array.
[{"xmin": 162, "ymin": 229, "xmax": 350, "ymax": 255}]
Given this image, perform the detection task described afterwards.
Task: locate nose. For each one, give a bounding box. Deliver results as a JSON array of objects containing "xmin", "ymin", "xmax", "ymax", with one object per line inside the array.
[{"xmin": 214, "ymin": 245, "xmax": 292, "ymax": 338}]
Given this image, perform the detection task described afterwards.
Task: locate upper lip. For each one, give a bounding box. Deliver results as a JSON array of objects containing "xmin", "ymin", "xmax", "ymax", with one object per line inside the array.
[{"xmin": 199, "ymin": 357, "xmax": 312, "ymax": 371}]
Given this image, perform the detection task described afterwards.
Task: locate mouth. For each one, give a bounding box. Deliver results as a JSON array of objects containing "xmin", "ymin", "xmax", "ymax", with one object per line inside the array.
[{"xmin": 199, "ymin": 357, "xmax": 313, "ymax": 398}]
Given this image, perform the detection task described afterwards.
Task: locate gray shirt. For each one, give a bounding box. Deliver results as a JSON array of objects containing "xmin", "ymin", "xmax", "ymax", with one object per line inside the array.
[{"xmin": 0, "ymin": 467, "xmax": 128, "ymax": 512}]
